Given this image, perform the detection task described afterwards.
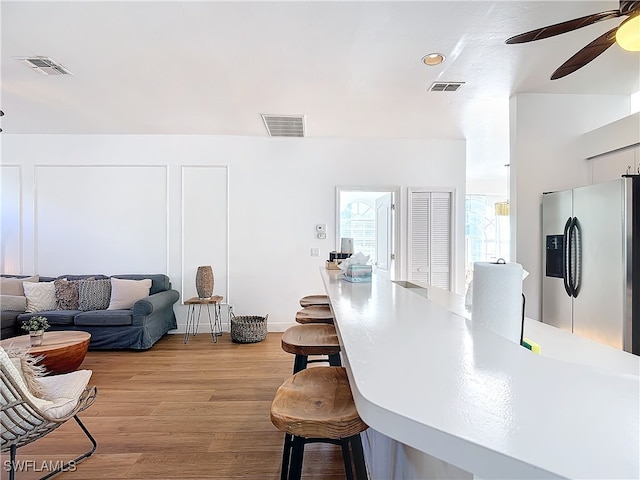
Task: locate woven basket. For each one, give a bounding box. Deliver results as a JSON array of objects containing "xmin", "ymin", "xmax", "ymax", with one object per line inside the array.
[{"xmin": 230, "ymin": 314, "xmax": 268, "ymax": 343}]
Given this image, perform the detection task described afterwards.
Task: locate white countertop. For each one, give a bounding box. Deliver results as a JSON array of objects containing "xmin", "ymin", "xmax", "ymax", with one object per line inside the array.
[{"xmin": 321, "ymin": 269, "xmax": 640, "ymax": 479}]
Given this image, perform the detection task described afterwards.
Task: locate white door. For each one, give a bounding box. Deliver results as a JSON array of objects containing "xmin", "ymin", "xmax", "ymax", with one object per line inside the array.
[{"xmin": 374, "ymin": 193, "xmax": 393, "ymax": 279}]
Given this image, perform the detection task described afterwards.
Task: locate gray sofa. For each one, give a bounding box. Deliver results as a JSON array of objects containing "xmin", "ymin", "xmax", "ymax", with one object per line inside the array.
[{"xmin": 1, "ymin": 274, "xmax": 179, "ymax": 350}]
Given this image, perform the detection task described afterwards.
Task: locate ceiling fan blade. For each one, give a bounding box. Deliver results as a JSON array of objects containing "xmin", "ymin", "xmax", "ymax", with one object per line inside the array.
[
  {"xmin": 505, "ymin": 10, "xmax": 621, "ymax": 44},
  {"xmin": 550, "ymin": 27, "xmax": 618, "ymax": 80}
]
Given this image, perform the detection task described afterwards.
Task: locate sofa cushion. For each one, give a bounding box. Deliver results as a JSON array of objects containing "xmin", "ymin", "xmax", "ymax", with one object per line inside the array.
[
  {"xmin": 78, "ymin": 279, "xmax": 111, "ymax": 311},
  {"xmin": 74, "ymin": 310, "xmax": 132, "ymax": 326},
  {"xmin": 0, "ymin": 275, "xmax": 39, "ymax": 296},
  {"xmin": 1, "ymin": 295, "xmax": 27, "ymax": 312},
  {"xmin": 54, "ymin": 279, "xmax": 79, "ymax": 310},
  {"xmin": 18, "ymin": 310, "xmax": 78, "ymax": 326},
  {"xmin": 112, "ymin": 274, "xmax": 170, "ymax": 295},
  {"xmin": 108, "ymin": 277, "xmax": 152, "ymax": 310},
  {"xmin": 23, "ymin": 281, "xmax": 57, "ymax": 313}
]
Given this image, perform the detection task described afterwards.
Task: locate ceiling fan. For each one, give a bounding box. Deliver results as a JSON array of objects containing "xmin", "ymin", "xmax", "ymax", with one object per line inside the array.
[{"xmin": 505, "ymin": 1, "xmax": 640, "ymax": 80}]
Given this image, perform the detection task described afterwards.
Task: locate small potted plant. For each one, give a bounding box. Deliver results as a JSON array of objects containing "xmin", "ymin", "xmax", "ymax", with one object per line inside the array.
[{"xmin": 21, "ymin": 315, "xmax": 50, "ymax": 346}]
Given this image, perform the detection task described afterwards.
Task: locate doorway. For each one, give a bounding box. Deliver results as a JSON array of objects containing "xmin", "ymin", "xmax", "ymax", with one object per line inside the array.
[{"xmin": 336, "ymin": 187, "xmax": 400, "ymax": 279}]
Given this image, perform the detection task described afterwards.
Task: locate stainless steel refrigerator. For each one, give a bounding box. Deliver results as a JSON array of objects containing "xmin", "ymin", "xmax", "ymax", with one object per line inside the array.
[{"xmin": 541, "ymin": 176, "xmax": 638, "ymax": 355}]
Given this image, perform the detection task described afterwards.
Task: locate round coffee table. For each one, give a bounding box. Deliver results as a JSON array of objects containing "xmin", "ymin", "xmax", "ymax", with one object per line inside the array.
[{"xmin": 0, "ymin": 331, "xmax": 91, "ymax": 375}]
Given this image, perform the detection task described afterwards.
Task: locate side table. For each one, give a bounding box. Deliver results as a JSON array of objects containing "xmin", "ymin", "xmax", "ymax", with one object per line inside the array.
[{"xmin": 184, "ymin": 296, "xmax": 223, "ymax": 344}]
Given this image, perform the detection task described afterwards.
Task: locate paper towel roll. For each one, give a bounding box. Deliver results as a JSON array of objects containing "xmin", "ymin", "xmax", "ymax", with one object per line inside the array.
[{"xmin": 471, "ymin": 261, "xmax": 524, "ymax": 344}]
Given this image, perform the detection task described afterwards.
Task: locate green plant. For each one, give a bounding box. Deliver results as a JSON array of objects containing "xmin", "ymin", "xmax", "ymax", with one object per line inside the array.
[{"xmin": 21, "ymin": 315, "xmax": 50, "ymax": 332}]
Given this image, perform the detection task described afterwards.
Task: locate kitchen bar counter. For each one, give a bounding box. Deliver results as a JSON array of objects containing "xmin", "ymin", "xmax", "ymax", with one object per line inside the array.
[{"xmin": 320, "ymin": 269, "xmax": 639, "ymax": 479}]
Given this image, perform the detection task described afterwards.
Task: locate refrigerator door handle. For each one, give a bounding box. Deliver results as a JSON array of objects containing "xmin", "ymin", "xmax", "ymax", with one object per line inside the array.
[
  {"xmin": 563, "ymin": 217, "xmax": 572, "ymax": 297},
  {"xmin": 571, "ymin": 217, "xmax": 582, "ymax": 298}
]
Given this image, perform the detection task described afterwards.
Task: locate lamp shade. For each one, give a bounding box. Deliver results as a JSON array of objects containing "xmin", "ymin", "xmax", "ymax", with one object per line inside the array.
[
  {"xmin": 195, "ymin": 266, "xmax": 214, "ymax": 299},
  {"xmin": 616, "ymin": 15, "xmax": 640, "ymax": 52}
]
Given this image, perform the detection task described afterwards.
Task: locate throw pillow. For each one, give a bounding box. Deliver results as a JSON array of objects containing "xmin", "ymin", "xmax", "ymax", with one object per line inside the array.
[
  {"xmin": 0, "ymin": 275, "xmax": 40, "ymax": 296},
  {"xmin": 54, "ymin": 278, "xmax": 79, "ymax": 310},
  {"xmin": 0, "ymin": 295, "xmax": 27, "ymax": 311},
  {"xmin": 4, "ymin": 345, "xmax": 47, "ymax": 398},
  {"xmin": 108, "ymin": 277, "xmax": 152, "ymax": 310},
  {"xmin": 78, "ymin": 278, "xmax": 111, "ymax": 311},
  {"xmin": 23, "ymin": 281, "xmax": 57, "ymax": 313}
]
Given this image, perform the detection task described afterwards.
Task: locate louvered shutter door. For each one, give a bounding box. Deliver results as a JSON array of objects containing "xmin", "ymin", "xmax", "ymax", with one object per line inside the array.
[
  {"xmin": 409, "ymin": 192, "xmax": 430, "ymax": 284},
  {"xmin": 408, "ymin": 190, "xmax": 452, "ymax": 290},
  {"xmin": 430, "ymin": 192, "xmax": 451, "ymax": 290}
]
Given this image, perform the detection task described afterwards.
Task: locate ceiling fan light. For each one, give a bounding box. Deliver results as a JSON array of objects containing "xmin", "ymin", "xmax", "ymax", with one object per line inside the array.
[{"xmin": 616, "ymin": 15, "xmax": 640, "ymax": 52}]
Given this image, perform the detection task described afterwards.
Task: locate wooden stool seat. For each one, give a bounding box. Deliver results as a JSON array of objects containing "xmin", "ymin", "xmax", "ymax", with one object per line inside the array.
[
  {"xmin": 281, "ymin": 324, "xmax": 341, "ymax": 373},
  {"xmin": 271, "ymin": 367, "xmax": 367, "ymax": 439},
  {"xmin": 295, "ymin": 305, "xmax": 334, "ymax": 324},
  {"xmin": 299, "ymin": 294, "xmax": 330, "ymax": 308},
  {"xmin": 271, "ymin": 366, "xmax": 368, "ymax": 479}
]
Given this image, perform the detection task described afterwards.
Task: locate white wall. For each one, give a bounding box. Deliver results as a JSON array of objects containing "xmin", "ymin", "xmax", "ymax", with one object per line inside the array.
[
  {"xmin": 1, "ymin": 134, "xmax": 465, "ymax": 331},
  {"xmin": 509, "ymin": 93, "xmax": 631, "ymax": 321}
]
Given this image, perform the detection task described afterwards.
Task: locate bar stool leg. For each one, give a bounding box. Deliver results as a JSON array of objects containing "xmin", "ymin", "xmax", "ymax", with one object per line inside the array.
[
  {"xmin": 350, "ymin": 434, "xmax": 368, "ymax": 480},
  {"xmin": 328, "ymin": 353, "xmax": 342, "ymax": 367},
  {"xmin": 293, "ymin": 354, "xmax": 308, "ymax": 374},
  {"xmin": 341, "ymin": 438, "xmax": 355, "ymax": 480},
  {"xmin": 280, "ymin": 433, "xmax": 293, "ymax": 480},
  {"xmin": 289, "ymin": 436, "xmax": 305, "ymax": 480}
]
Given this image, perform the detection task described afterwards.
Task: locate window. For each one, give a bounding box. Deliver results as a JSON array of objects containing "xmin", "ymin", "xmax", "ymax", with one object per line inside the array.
[
  {"xmin": 465, "ymin": 194, "xmax": 510, "ymax": 287},
  {"xmin": 340, "ymin": 200, "xmax": 376, "ymax": 260}
]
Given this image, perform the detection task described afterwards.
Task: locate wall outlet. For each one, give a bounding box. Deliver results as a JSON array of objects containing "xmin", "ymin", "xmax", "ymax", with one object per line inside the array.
[
  {"xmin": 317, "ymin": 232, "xmax": 326, "ymax": 239},
  {"xmin": 310, "ymin": 248, "xmax": 320, "ymax": 257},
  {"xmin": 316, "ymin": 224, "xmax": 326, "ymax": 232}
]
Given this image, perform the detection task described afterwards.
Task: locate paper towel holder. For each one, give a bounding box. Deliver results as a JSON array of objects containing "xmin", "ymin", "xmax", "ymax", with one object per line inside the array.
[{"xmin": 493, "ymin": 258, "xmax": 507, "ymax": 265}]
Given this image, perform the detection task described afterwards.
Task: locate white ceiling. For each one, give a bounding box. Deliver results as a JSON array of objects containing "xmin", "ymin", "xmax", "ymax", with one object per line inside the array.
[{"xmin": 2, "ymin": 1, "xmax": 639, "ymax": 183}]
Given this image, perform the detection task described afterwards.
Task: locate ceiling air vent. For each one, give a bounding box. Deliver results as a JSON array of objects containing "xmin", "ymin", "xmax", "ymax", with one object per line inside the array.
[
  {"xmin": 261, "ymin": 114, "xmax": 305, "ymax": 137},
  {"xmin": 429, "ymin": 82, "xmax": 464, "ymax": 92},
  {"xmin": 17, "ymin": 56, "xmax": 73, "ymax": 75}
]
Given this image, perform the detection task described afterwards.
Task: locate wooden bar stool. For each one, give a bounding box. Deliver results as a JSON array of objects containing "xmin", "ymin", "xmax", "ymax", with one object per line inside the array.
[
  {"xmin": 295, "ymin": 305, "xmax": 334, "ymax": 324},
  {"xmin": 281, "ymin": 324, "xmax": 341, "ymax": 373},
  {"xmin": 271, "ymin": 366, "xmax": 368, "ymax": 480},
  {"xmin": 299, "ymin": 294, "xmax": 330, "ymax": 308}
]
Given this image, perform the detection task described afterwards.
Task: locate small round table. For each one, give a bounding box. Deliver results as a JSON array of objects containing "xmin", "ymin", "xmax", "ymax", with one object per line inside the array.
[
  {"xmin": 0, "ymin": 331, "xmax": 91, "ymax": 375},
  {"xmin": 184, "ymin": 296, "xmax": 224, "ymax": 344}
]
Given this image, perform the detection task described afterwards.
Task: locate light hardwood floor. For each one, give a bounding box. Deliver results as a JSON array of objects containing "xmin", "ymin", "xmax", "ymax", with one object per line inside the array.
[{"xmin": 1, "ymin": 333, "xmax": 349, "ymax": 479}]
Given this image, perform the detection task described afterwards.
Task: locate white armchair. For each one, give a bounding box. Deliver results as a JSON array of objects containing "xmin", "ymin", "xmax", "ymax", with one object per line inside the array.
[{"xmin": 0, "ymin": 347, "xmax": 97, "ymax": 480}]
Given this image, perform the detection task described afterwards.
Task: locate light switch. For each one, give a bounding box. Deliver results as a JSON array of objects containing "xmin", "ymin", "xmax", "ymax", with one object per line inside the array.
[{"xmin": 311, "ymin": 248, "xmax": 320, "ymax": 257}]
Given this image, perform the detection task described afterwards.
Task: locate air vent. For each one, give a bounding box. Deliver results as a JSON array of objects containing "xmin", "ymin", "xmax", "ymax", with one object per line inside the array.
[
  {"xmin": 429, "ymin": 82, "xmax": 464, "ymax": 92},
  {"xmin": 261, "ymin": 114, "xmax": 305, "ymax": 137},
  {"xmin": 17, "ymin": 56, "xmax": 73, "ymax": 75}
]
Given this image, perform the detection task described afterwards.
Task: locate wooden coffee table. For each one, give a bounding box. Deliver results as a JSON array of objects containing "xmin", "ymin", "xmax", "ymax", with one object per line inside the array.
[{"xmin": 0, "ymin": 331, "xmax": 91, "ymax": 375}]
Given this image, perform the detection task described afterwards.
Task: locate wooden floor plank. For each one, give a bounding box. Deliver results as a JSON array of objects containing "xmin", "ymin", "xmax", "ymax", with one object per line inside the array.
[{"xmin": 1, "ymin": 333, "xmax": 356, "ymax": 479}]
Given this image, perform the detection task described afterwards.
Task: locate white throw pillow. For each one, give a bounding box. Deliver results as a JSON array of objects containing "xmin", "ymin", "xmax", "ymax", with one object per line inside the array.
[
  {"xmin": 23, "ymin": 281, "xmax": 57, "ymax": 313},
  {"xmin": 108, "ymin": 277, "xmax": 152, "ymax": 310}
]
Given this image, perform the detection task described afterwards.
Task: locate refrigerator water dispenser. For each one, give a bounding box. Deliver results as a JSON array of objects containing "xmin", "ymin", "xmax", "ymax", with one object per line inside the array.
[{"xmin": 546, "ymin": 234, "xmax": 564, "ymax": 278}]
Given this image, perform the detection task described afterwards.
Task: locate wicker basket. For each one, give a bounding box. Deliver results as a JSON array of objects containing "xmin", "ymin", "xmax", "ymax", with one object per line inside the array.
[{"xmin": 230, "ymin": 314, "xmax": 268, "ymax": 343}]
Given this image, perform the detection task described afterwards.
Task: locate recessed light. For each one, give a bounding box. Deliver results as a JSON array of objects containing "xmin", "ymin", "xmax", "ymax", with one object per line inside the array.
[{"xmin": 422, "ymin": 53, "xmax": 445, "ymax": 66}]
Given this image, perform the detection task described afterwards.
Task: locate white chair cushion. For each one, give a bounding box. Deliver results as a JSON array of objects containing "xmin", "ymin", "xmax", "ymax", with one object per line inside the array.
[
  {"xmin": 1, "ymin": 347, "xmax": 92, "ymax": 420},
  {"xmin": 37, "ymin": 370, "xmax": 93, "ymax": 418}
]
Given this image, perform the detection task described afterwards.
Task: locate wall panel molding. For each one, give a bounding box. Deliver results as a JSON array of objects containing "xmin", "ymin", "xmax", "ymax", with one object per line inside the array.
[
  {"xmin": 33, "ymin": 165, "xmax": 169, "ymax": 275},
  {"xmin": 0, "ymin": 165, "xmax": 23, "ymax": 273},
  {"xmin": 181, "ymin": 165, "xmax": 229, "ymax": 306}
]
